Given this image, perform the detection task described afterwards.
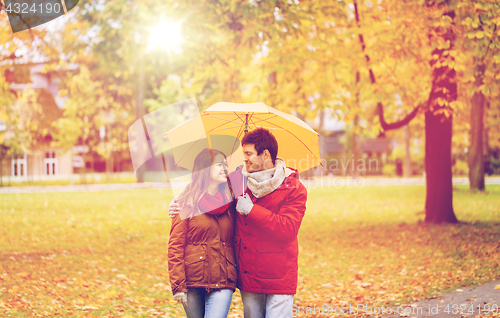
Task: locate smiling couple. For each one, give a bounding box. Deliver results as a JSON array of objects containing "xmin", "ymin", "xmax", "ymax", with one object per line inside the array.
[{"xmin": 167, "ymin": 127, "xmax": 307, "ymax": 318}]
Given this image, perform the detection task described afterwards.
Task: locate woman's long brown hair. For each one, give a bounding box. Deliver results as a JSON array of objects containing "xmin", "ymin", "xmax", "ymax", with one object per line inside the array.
[{"xmin": 177, "ymin": 148, "xmax": 230, "ymax": 217}]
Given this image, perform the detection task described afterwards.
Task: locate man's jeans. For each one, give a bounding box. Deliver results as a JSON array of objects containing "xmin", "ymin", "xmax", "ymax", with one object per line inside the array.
[
  {"xmin": 184, "ymin": 288, "xmax": 233, "ymax": 318},
  {"xmin": 241, "ymin": 291, "xmax": 294, "ymax": 318}
]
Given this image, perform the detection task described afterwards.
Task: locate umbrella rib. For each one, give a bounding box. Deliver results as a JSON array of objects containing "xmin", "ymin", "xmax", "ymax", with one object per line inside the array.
[
  {"xmin": 201, "ymin": 114, "xmax": 245, "ymax": 135},
  {"xmin": 224, "ymin": 124, "xmax": 244, "ymax": 173},
  {"xmin": 233, "ymin": 111, "xmax": 246, "ymax": 125},
  {"xmin": 248, "ymin": 112, "xmax": 256, "ymax": 125},
  {"xmin": 250, "ymin": 126, "xmax": 283, "ymax": 130},
  {"xmin": 212, "ymin": 125, "xmax": 246, "ymax": 132},
  {"xmin": 250, "ymin": 117, "xmax": 266, "ymax": 129},
  {"xmin": 175, "ymin": 134, "xmax": 209, "ymax": 167},
  {"xmin": 247, "ymin": 113, "xmax": 258, "ymax": 131},
  {"xmin": 230, "ymin": 125, "xmax": 244, "ymax": 166},
  {"xmin": 257, "ymin": 117, "xmax": 321, "ymax": 162},
  {"xmin": 205, "ymin": 114, "xmax": 244, "ymax": 125},
  {"xmin": 240, "ymin": 123, "xmax": 284, "ymax": 131},
  {"xmin": 251, "ymin": 115, "xmax": 278, "ymax": 124},
  {"xmin": 236, "ymin": 125, "xmax": 244, "ymax": 139}
]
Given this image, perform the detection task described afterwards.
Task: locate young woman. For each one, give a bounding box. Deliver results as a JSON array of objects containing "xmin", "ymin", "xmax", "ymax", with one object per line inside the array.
[{"xmin": 168, "ymin": 148, "xmax": 237, "ymax": 318}]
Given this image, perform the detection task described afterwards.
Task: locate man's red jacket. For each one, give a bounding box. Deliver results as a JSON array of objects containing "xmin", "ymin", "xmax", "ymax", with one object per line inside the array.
[{"xmin": 228, "ymin": 165, "xmax": 307, "ymax": 295}]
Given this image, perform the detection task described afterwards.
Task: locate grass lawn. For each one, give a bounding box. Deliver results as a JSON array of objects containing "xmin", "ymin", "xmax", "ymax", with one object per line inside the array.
[{"xmin": 1, "ymin": 185, "xmax": 499, "ymax": 316}]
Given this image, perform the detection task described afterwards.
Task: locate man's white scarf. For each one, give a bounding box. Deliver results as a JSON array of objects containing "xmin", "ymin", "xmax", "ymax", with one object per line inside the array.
[{"xmin": 242, "ymin": 158, "xmax": 293, "ymax": 198}]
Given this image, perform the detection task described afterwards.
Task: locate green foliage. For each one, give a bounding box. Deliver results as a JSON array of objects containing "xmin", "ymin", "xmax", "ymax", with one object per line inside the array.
[
  {"xmin": 52, "ymin": 66, "xmax": 103, "ymax": 148},
  {"xmin": 453, "ymin": 158, "xmax": 469, "ymax": 175},
  {"xmin": 8, "ymin": 85, "xmax": 45, "ymax": 154},
  {"xmin": 455, "ymin": 0, "xmax": 500, "ymax": 100},
  {"xmin": 382, "ymin": 162, "xmax": 396, "ymax": 176},
  {"xmin": 2, "ymin": 0, "xmax": 500, "ymax": 177}
]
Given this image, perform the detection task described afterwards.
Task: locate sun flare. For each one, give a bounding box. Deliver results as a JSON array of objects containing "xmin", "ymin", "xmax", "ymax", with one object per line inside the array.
[{"xmin": 147, "ymin": 21, "xmax": 183, "ymax": 54}]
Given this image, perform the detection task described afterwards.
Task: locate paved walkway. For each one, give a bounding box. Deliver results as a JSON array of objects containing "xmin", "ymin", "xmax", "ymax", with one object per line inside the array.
[
  {"xmin": 1, "ymin": 177, "xmax": 500, "ymax": 193},
  {"xmin": 305, "ymin": 177, "xmax": 500, "ymax": 187},
  {"xmin": 0, "ymin": 182, "xmax": 174, "ymax": 193},
  {"xmin": 383, "ymin": 280, "xmax": 500, "ymax": 318}
]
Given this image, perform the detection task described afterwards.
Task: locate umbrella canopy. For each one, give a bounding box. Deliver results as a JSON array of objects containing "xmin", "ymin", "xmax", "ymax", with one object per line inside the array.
[{"xmin": 165, "ymin": 102, "xmax": 322, "ymax": 174}]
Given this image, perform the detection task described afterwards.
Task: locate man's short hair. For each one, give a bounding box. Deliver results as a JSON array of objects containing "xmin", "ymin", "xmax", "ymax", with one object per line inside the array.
[{"xmin": 241, "ymin": 127, "xmax": 278, "ymax": 164}]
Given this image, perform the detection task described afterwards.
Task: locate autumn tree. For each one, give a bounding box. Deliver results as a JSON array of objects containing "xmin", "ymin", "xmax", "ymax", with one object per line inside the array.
[
  {"xmin": 346, "ymin": 0, "xmax": 460, "ymax": 223},
  {"xmin": 454, "ymin": 0, "xmax": 500, "ymax": 191},
  {"xmin": 0, "ymin": 1, "xmax": 63, "ymax": 181},
  {"xmin": 52, "ymin": 66, "xmax": 109, "ymax": 182}
]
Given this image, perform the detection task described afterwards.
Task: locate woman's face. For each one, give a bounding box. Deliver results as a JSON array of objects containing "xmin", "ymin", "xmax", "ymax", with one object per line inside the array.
[{"xmin": 210, "ymin": 154, "xmax": 228, "ymax": 184}]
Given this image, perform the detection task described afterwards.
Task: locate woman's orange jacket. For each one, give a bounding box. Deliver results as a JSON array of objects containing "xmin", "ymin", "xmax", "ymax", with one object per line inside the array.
[{"xmin": 168, "ymin": 203, "xmax": 237, "ymax": 295}]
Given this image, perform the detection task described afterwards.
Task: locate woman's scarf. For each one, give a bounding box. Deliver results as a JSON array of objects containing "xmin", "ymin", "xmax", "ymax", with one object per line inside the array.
[{"xmin": 198, "ymin": 191, "xmax": 230, "ymax": 215}]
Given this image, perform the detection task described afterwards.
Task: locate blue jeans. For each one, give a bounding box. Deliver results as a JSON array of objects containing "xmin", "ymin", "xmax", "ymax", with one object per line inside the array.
[
  {"xmin": 241, "ymin": 291, "xmax": 294, "ymax": 318},
  {"xmin": 184, "ymin": 288, "xmax": 234, "ymax": 318}
]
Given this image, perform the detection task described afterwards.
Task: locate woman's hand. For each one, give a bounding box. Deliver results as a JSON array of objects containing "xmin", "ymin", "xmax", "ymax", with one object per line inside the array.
[
  {"xmin": 173, "ymin": 292, "xmax": 187, "ymax": 307},
  {"xmin": 169, "ymin": 197, "xmax": 180, "ymax": 219}
]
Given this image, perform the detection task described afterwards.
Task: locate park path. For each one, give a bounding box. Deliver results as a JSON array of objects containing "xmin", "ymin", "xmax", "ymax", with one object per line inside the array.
[
  {"xmin": 383, "ymin": 280, "xmax": 500, "ymax": 318},
  {"xmin": 1, "ymin": 177, "xmax": 500, "ymax": 194}
]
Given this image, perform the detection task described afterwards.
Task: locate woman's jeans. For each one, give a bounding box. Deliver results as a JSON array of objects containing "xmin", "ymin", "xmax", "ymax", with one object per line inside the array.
[{"xmin": 184, "ymin": 288, "xmax": 234, "ymax": 318}]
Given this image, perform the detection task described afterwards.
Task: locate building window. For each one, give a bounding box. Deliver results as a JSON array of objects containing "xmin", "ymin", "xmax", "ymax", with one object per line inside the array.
[
  {"xmin": 44, "ymin": 151, "xmax": 58, "ymax": 176},
  {"xmin": 11, "ymin": 153, "xmax": 27, "ymax": 177}
]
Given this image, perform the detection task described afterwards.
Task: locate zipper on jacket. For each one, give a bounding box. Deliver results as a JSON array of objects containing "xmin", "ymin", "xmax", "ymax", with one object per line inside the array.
[
  {"xmin": 206, "ymin": 218, "xmax": 212, "ymax": 293},
  {"xmin": 213, "ymin": 214, "xmax": 225, "ymax": 290},
  {"xmin": 206, "ymin": 215, "xmax": 215, "ymax": 293}
]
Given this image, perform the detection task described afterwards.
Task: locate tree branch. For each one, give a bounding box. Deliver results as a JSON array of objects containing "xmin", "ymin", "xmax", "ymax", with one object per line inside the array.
[
  {"xmin": 377, "ymin": 102, "xmax": 421, "ymax": 131},
  {"xmin": 353, "ymin": 0, "xmax": 420, "ymax": 131}
]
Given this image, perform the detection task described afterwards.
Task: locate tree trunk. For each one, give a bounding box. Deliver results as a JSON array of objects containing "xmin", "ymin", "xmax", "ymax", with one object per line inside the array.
[
  {"xmin": 106, "ymin": 153, "xmax": 114, "ymax": 181},
  {"xmin": 0, "ymin": 151, "xmax": 3, "ymax": 187},
  {"xmin": 405, "ymin": 124, "xmax": 412, "ymax": 178},
  {"xmin": 424, "ymin": 4, "xmax": 458, "ymax": 223},
  {"xmin": 318, "ymin": 108, "xmax": 326, "ymax": 175},
  {"xmin": 352, "ymin": 0, "xmax": 457, "ymax": 222},
  {"xmin": 27, "ymin": 153, "xmax": 32, "ymax": 184},
  {"xmin": 341, "ymin": 151, "xmax": 347, "ymax": 177},
  {"xmin": 352, "ymin": 115, "xmax": 360, "ymax": 178},
  {"xmin": 9, "ymin": 155, "xmax": 11, "ymax": 186},
  {"xmin": 80, "ymin": 151, "xmax": 87, "ymax": 184},
  {"xmin": 424, "ymin": 111, "xmax": 457, "ymax": 223},
  {"xmin": 468, "ymin": 62, "xmax": 486, "ymax": 190},
  {"xmin": 80, "ymin": 161, "xmax": 87, "ymax": 184},
  {"xmin": 352, "ymin": 71, "xmax": 361, "ymax": 179},
  {"xmin": 484, "ymin": 101, "xmax": 490, "ymax": 175},
  {"xmin": 136, "ymin": 51, "xmax": 145, "ymax": 183}
]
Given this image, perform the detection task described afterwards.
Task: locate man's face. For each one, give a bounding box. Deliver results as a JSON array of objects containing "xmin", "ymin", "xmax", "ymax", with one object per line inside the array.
[{"xmin": 242, "ymin": 144, "xmax": 265, "ymax": 173}]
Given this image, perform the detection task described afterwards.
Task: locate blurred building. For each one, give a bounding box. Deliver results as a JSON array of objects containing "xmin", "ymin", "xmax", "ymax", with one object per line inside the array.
[
  {"xmin": 1, "ymin": 63, "xmax": 76, "ymax": 180},
  {"xmin": 307, "ymin": 107, "xmax": 390, "ymax": 176}
]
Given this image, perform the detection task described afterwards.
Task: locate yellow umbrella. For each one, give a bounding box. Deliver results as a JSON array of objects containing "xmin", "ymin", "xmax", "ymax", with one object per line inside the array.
[{"xmin": 165, "ymin": 102, "xmax": 322, "ymax": 174}]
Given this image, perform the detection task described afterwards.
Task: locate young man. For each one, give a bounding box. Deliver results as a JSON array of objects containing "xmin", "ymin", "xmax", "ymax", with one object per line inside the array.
[{"xmin": 169, "ymin": 128, "xmax": 307, "ymax": 318}]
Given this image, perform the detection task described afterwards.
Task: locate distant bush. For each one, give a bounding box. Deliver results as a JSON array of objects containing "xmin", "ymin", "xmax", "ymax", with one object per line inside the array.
[
  {"xmin": 452, "ymin": 159, "xmax": 468, "ymax": 176},
  {"xmin": 382, "ymin": 163, "xmax": 396, "ymax": 176}
]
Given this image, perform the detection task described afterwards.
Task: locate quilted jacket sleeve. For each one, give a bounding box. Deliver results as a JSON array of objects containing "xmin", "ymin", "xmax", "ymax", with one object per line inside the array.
[
  {"xmin": 246, "ymin": 179, "xmax": 307, "ymax": 241},
  {"xmin": 168, "ymin": 213, "xmax": 188, "ymax": 295}
]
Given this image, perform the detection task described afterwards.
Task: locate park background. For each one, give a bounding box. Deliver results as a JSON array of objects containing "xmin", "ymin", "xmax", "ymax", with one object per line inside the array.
[{"xmin": 1, "ymin": 0, "xmax": 500, "ymax": 316}]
